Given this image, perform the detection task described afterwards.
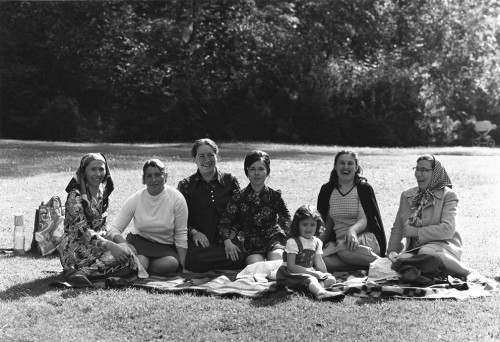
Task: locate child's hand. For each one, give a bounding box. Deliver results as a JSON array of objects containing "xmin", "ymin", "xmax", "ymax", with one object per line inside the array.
[{"xmin": 313, "ymin": 270, "xmax": 328, "ymax": 279}]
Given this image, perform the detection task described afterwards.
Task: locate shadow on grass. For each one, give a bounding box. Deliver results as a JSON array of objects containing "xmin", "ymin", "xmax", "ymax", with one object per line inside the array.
[
  {"xmin": 0, "ymin": 273, "xmax": 65, "ymax": 301},
  {"xmin": 250, "ymin": 289, "xmax": 293, "ymax": 307},
  {"xmin": 0, "ymin": 251, "xmax": 102, "ymax": 301},
  {"xmin": 354, "ymin": 297, "xmax": 384, "ymax": 305}
]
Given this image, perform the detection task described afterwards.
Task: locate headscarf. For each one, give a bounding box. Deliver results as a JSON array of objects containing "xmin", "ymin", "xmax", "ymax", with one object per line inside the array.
[
  {"xmin": 65, "ymin": 153, "xmax": 114, "ymax": 227},
  {"xmin": 409, "ymin": 156, "xmax": 452, "ymax": 226}
]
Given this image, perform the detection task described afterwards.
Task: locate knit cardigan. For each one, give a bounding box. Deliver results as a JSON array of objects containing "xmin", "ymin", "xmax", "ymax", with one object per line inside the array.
[{"xmin": 317, "ymin": 180, "xmax": 387, "ymax": 256}]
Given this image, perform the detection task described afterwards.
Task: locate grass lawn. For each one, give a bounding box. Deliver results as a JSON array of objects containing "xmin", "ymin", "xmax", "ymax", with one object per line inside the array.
[{"xmin": 0, "ymin": 139, "xmax": 499, "ymax": 342}]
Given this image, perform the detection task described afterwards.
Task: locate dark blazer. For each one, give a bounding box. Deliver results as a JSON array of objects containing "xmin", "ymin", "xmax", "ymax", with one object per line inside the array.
[{"xmin": 317, "ymin": 180, "xmax": 387, "ymax": 256}]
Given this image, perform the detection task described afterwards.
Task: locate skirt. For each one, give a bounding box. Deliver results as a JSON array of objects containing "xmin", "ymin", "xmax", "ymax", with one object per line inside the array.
[
  {"xmin": 126, "ymin": 233, "xmax": 179, "ymax": 261},
  {"xmin": 358, "ymin": 232, "xmax": 380, "ymax": 255}
]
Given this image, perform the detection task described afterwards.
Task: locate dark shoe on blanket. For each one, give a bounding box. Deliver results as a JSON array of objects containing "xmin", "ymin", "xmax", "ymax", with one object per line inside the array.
[
  {"xmin": 317, "ymin": 291, "xmax": 345, "ymax": 302},
  {"xmin": 105, "ymin": 275, "xmax": 138, "ymax": 288},
  {"xmin": 66, "ymin": 273, "xmax": 92, "ymax": 286}
]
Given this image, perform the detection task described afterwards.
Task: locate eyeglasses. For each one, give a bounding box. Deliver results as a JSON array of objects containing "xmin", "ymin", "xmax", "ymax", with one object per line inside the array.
[{"xmin": 413, "ymin": 167, "xmax": 433, "ymax": 173}]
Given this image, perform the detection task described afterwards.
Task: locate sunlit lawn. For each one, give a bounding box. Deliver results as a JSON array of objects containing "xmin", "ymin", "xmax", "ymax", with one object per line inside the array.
[{"xmin": 0, "ymin": 140, "xmax": 499, "ymax": 341}]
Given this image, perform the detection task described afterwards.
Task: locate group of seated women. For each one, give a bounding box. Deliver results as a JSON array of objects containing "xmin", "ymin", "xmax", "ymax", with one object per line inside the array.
[{"xmin": 58, "ymin": 139, "xmax": 477, "ymax": 288}]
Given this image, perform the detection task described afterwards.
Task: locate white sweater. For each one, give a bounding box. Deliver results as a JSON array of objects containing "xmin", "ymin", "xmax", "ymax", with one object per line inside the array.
[{"xmin": 109, "ymin": 186, "xmax": 188, "ymax": 249}]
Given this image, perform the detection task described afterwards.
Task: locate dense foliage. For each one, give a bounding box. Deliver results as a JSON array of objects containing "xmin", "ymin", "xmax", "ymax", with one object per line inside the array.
[{"xmin": 1, "ymin": 0, "xmax": 499, "ymax": 146}]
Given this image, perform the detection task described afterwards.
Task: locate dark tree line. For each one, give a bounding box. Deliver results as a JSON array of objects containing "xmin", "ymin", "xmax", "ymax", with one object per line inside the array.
[{"xmin": 1, "ymin": 0, "xmax": 499, "ymax": 146}]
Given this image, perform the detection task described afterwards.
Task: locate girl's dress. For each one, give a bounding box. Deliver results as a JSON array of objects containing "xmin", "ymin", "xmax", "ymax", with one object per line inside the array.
[
  {"xmin": 276, "ymin": 236, "xmax": 328, "ymax": 292},
  {"xmin": 218, "ymin": 185, "xmax": 291, "ymax": 254}
]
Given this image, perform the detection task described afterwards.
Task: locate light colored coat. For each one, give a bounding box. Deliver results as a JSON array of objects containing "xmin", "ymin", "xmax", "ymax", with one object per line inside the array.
[{"xmin": 387, "ymin": 186, "xmax": 463, "ymax": 259}]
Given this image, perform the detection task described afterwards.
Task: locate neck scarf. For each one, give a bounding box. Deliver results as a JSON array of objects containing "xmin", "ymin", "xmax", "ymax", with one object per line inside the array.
[
  {"xmin": 65, "ymin": 153, "xmax": 114, "ymax": 228},
  {"xmin": 409, "ymin": 157, "xmax": 452, "ymax": 226}
]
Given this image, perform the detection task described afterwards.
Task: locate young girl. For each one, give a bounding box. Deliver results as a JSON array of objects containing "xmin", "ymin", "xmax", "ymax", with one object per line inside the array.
[{"xmin": 276, "ymin": 205, "xmax": 342, "ymax": 301}]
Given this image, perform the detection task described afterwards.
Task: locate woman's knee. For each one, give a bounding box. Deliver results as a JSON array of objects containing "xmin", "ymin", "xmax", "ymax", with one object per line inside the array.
[
  {"xmin": 267, "ymin": 249, "xmax": 283, "ymax": 261},
  {"xmin": 418, "ymin": 246, "xmax": 439, "ymax": 257},
  {"xmin": 150, "ymin": 256, "xmax": 179, "ymax": 273},
  {"xmin": 246, "ymin": 254, "xmax": 265, "ymax": 265},
  {"xmin": 337, "ymin": 249, "xmax": 377, "ymax": 266}
]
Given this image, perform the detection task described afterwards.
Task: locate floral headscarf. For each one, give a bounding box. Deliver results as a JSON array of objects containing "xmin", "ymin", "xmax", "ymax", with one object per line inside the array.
[
  {"xmin": 409, "ymin": 156, "xmax": 452, "ymax": 226},
  {"xmin": 65, "ymin": 153, "xmax": 114, "ymax": 227}
]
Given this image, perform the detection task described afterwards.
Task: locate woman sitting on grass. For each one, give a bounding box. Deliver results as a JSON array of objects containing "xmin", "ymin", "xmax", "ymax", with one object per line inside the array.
[
  {"xmin": 108, "ymin": 159, "xmax": 188, "ymax": 274},
  {"xmin": 276, "ymin": 205, "xmax": 341, "ymax": 301},
  {"xmin": 178, "ymin": 138, "xmax": 246, "ymax": 272},
  {"xmin": 59, "ymin": 153, "xmax": 139, "ymax": 285},
  {"xmin": 317, "ymin": 150, "xmax": 387, "ymax": 272},
  {"xmin": 387, "ymin": 154, "xmax": 480, "ymax": 280},
  {"xmin": 219, "ymin": 150, "xmax": 291, "ymax": 265}
]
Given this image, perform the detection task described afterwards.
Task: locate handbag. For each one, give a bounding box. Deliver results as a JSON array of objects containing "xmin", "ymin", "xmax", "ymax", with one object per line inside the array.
[
  {"xmin": 30, "ymin": 196, "xmax": 65, "ymax": 256},
  {"xmin": 393, "ymin": 254, "xmax": 448, "ymax": 286}
]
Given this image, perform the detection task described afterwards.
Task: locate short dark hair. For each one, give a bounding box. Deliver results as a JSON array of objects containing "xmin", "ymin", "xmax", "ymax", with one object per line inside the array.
[
  {"xmin": 244, "ymin": 150, "xmax": 270, "ymax": 176},
  {"xmin": 191, "ymin": 138, "xmax": 218, "ymax": 158},
  {"xmin": 142, "ymin": 159, "xmax": 166, "ymax": 175},
  {"xmin": 290, "ymin": 204, "xmax": 325, "ymax": 238}
]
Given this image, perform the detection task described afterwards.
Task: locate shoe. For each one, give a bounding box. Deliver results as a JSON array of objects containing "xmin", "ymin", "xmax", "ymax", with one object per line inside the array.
[
  {"xmin": 66, "ymin": 273, "xmax": 93, "ymax": 286},
  {"xmin": 316, "ymin": 291, "xmax": 345, "ymax": 302},
  {"xmin": 105, "ymin": 274, "xmax": 138, "ymax": 288}
]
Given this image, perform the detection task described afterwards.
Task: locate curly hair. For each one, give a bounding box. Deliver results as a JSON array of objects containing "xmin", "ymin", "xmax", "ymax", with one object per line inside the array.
[{"xmin": 289, "ymin": 204, "xmax": 325, "ymax": 238}]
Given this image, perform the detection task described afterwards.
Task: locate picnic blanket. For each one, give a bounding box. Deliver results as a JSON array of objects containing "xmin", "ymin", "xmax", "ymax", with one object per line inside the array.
[
  {"xmin": 50, "ymin": 260, "xmax": 499, "ymax": 300},
  {"xmin": 331, "ymin": 271, "xmax": 499, "ymax": 300},
  {"xmin": 133, "ymin": 271, "xmax": 278, "ymax": 298},
  {"xmin": 128, "ymin": 263, "xmax": 498, "ymax": 300},
  {"xmin": 50, "ymin": 270, "xmax": 278, "ymax": 298}
]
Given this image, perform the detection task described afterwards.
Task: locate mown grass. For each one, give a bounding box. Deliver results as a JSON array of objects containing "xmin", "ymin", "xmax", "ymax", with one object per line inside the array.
[{"xmin": 0, "ymin": 139, "xmax": 499, "ymax": 342}]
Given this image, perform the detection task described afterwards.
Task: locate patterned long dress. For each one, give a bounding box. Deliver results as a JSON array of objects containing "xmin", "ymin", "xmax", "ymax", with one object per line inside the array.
[
  {"xmin": 59, "ymin": 189, "xmax": 137, "ymax": 278},
  {"xmin": 218, "ymin": 185, "xmax": 291, "ymax": 254}
]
